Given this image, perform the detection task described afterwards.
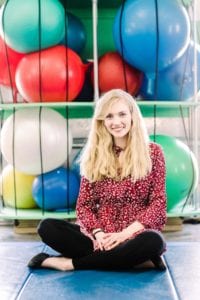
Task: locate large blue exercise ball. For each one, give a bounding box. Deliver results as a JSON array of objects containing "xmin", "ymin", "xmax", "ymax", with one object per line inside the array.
[
  {"xmin": 150, "ymin": 135, "xmax": 199, "ymax": 212},
  {"xmin": 61, "ymin": 12, "xmax": 86, "ymax": 54},
  {"xmin": 141, "ymin": 41, "xmax": 200, "ymax": 101},
  {"xmin": 113, "ymin": 0, "xmax": 190, "ymax": 75},
  {"xmin": 0, "ymin": 0, "xmax": 65, "ymax": 53},
  {"xmin": 32, "ymin": 167, "xmax": 80, "ymax": 211}
]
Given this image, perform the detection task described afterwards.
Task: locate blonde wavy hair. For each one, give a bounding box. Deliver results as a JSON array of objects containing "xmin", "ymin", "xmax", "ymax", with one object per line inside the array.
[{"xmin": 80, "ymin": 89, "xmax": 152, "ymax": 182}]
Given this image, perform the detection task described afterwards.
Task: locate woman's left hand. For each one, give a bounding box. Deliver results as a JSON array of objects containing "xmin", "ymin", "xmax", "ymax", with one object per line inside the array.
[{"xmin": 102, "ymin": 231, "xmax": 130, "ymax": 251}]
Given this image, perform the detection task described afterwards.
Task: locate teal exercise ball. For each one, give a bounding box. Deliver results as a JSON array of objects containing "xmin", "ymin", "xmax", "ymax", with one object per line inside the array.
[
  {"xmin": 32, "ymin": 167, "xmax": 80, "ymax": 211},
  {"xmin": 0, "ymin": 0, "xmax": 65, "ymax": 53},
  {"xmin": 150, "ymin": 135, "xmax": 199, "ymax": 212}
]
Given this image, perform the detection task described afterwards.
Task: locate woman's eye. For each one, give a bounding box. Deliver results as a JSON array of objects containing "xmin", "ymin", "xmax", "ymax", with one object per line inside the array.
[
  {"xmin": 119, "ymin": 112, "xmax": 126, "ymax": 117},
  {"xmin": 105, "ymin": 114, "xmax": 112, "ymax": 119}
]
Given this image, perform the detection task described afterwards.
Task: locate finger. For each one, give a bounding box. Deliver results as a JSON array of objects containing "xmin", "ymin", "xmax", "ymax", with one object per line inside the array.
[
  {"xmin": 110, "ymin": 241, "xmax": 120, "ymax": 249},
  {"xmin": 105, "ymin": 237, "xmax": 119, "ymax": 246},
  {"xmin": 103, "ymin": 234, "xmax": 116, "ymax": 243},
  {"xmin": 103, "ymin": 234, "xmax": 112, "ymax": 240},
  {"xmin": 103, "ymin": 238, "xmax": 114, "ymax": 248},
  {"xmin": 97, "ymin": 241, "xmax": 104, "ymax": 251},
  {"xmin": 100, "ymin": 243, "xmax": 104, "ymax": 251},
  {"xmin": 105, "ymin": 240, "xmax": 119, "ymax": 250}
]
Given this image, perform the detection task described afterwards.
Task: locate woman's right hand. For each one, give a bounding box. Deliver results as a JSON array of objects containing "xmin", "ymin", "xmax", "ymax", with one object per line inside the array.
[{"xmin": 94, "ymin": 231, "xmax": 106, "ymax": 251}]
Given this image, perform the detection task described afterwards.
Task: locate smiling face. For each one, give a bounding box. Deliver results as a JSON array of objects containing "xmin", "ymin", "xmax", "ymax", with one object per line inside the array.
[{"xmin": 104, "ymin": 98, "xmax": 132, "ymax": 147}]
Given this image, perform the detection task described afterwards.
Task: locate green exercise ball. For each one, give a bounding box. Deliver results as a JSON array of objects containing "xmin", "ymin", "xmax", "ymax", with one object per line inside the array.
[
  {"xmin": 150, "ymin": 135, "xmax": 199, "ymax": 212},
  {"xmin": 0, "ymin": 0, "xmax": 65, "ymax": 53}
]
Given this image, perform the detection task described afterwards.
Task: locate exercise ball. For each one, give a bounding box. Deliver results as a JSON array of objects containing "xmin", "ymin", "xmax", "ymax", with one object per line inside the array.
[
  {"xmin": 75, "ymin": 62, "xmax": 94, "ymax": 101},
  {"xmin": 71, "ymin": 150, "xmax": 82, "ymax": 180},
  {"xmin": 61, "ymin": 12, "xmax": 86, "ymax": 54},
  {"xmin": 0, "ymin": 85, "xmax": 24, "ymax": 103},
  {"xmin": 75, "ymin": 74, "xmax": 94, "ymax": 101},
  {"xmin": 0, "ymin": 0, "xmax": 65, "ymax": 53},
  {"xmin": 113, "ymin": 0, "xmax": 190, "ymax": 74},
  {"xmin": 32, "ymin": 167, "xmax": 80, "ymax": 210},
  {"xmin": 0, "ymin": 165, "xmax": 36, "ymax": 208},
  {"xmin": 150, "ymin": 135, "xmax": 199, "ymax": 212},
  {"xmin": 15, "ymin": 45, "xmax": 85, "ymax": 102},
  {"xmin": 0, "ymin": 37, "xmax": 24, "ymax": 89},
  {"xmin": 0, "ymin": 107, "xmax": 72, "ymax": 175},
  {"xmin": 141, "ymin": 41, "xmax": 200, "ymax": 101},
  {"xmin": 97, "ymin": 52, "xmax": 143, "ymax": 95}
]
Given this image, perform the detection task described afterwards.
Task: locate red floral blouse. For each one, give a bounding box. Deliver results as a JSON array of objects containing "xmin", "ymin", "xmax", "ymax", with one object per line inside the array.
[{"xmin": 76, "ymin": 142, "xmax": 166, "ymax": 244}]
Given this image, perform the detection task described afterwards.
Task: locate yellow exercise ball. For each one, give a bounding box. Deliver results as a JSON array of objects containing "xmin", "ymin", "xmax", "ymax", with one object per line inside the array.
[{"xmin": 0, "ymin": 165, "xmax": 37, "ymax": 208}]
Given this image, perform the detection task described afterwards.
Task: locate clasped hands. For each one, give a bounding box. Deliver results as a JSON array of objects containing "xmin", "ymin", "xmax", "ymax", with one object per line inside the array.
[{"xmin": 95, "ymin": 230, "xmax": 130, "ymax": 251}]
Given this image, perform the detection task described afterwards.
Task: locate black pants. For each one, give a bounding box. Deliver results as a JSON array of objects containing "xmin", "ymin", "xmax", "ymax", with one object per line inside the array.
[{"xmin": 38, "ymin": 218, "xmax": 166, "ymax": 270}]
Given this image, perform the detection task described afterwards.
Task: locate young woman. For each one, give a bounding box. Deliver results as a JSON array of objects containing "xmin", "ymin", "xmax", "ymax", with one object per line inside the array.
[{"xmin": 28, "ymin": 89, "xmax": 167, "ymax": 271}]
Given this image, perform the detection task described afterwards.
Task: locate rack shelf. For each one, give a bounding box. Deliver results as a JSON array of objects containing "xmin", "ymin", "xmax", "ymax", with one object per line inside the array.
[
  {"xmin": 0, "ymin": 100, "xmax": 198, "ymax": 119},
  {"xmin": 0, "ymin": 207, "xmax": 76, "ymax": 220},
  {"xmin": 1, "ymin": 206, "xmax": 199, "ymax": 221}
]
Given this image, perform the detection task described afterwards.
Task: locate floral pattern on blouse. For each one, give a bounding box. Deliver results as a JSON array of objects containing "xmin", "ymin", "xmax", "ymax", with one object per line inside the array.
[{"xmin": 76, "ymin": 142, "xmax": 166, "ymax": 246}]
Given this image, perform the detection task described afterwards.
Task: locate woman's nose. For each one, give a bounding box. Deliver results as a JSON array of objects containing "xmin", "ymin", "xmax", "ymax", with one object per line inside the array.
[
  {"xmin": 112, "ymin": 116, "xmax": 121, "ymax": 125},
  {"xmin": 112, "ymin": 117, "xmax": 120, "ymax": 125}
]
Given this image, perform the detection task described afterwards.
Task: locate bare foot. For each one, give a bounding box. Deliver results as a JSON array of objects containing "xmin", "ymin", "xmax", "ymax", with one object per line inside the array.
[{"xmin": 41, "ymin": 256, "xmax": 74, "ymax": 271}]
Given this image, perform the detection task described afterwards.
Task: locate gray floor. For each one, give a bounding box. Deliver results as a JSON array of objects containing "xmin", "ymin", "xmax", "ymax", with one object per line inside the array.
[{"xmin": 0, "ymin": 218, "xmax": 200, "ymax": 243}]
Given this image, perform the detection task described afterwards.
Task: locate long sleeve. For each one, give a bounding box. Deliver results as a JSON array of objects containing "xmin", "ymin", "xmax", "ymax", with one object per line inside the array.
[
  {"xmin": 137, "ymin": 144, "xmax": 167, "ymax": 231},
  {"xmin": 76, "ymin": 176, "xmax": 101, "ymax": 234}
]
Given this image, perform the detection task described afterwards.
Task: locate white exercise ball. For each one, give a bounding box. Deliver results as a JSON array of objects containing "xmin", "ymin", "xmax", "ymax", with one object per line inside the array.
[{"xmin": 0, "ymin": 107, "xmax": 72, "ymax": 175}]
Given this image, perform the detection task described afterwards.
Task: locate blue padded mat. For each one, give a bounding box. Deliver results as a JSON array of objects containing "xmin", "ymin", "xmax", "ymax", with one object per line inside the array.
[
  {"xmin": 0, "ymin": 242, "xmax": 45, "ymax": 300},
  {"xmin": 165, "ymin": 242, "xmax": 200, "ymax": 300},
  {"xmin": 0, "ymin": 241, "xmax": 200, "ymax": 300}
]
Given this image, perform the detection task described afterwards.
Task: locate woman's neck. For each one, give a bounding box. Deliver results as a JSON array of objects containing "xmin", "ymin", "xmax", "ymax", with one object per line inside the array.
[{"xmin": 113, "ymin": 138, "xmax": 127, "ymax": 150}]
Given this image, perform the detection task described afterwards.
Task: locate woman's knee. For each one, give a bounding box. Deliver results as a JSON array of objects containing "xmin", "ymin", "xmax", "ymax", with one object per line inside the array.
[
  {"xmin": 145, "ymin": 230, "xmax": 166, "ymax": 254},
  {"xmin": 136, "ymin": 230, "xmax": 166, "ymax": 254},
  {"xmin": 37, "ymin": 218, "xmax": 55, "ymax": 237}
]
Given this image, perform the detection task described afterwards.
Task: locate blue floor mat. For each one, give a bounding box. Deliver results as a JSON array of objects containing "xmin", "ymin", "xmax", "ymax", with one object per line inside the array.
[
  {"xmin": 164, "ymin": 242, "xmax": 200, "ymax": 300},
  {"xmin": 0, "ymin": 241, "xmax": 199, "ymax": 300}
]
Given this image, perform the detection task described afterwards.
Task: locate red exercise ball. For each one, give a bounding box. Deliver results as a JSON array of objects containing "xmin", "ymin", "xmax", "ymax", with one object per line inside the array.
[
  {"xmin": 15, "ymin": 45, "xmax": 85, "ymax": 102},
  {"xmin": 97, "ymin": 52, "xmax": 143, "ymax": 95},
  {"xmin": 0, "ymin": 37, "xmax": 24, "ymax": 89}
]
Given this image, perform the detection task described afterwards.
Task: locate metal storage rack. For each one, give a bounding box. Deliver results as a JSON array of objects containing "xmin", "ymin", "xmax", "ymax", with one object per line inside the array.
[{"xmin": 0, "ymin": 0, "xmax": 199, "ymax": 220}]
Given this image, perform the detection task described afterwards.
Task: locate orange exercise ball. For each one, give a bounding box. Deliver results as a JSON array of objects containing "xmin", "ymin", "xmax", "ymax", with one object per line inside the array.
[
  {"xmin": 97, "ymin": 52, "xmax": 143, "ymax": 95},
  {"xmin": 15, "ymin": 45, "xmax": 85, "ymax": 102},
  {"xmin": 0, "ymin": 37, "xmax": 24, "ymax": 89}
]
